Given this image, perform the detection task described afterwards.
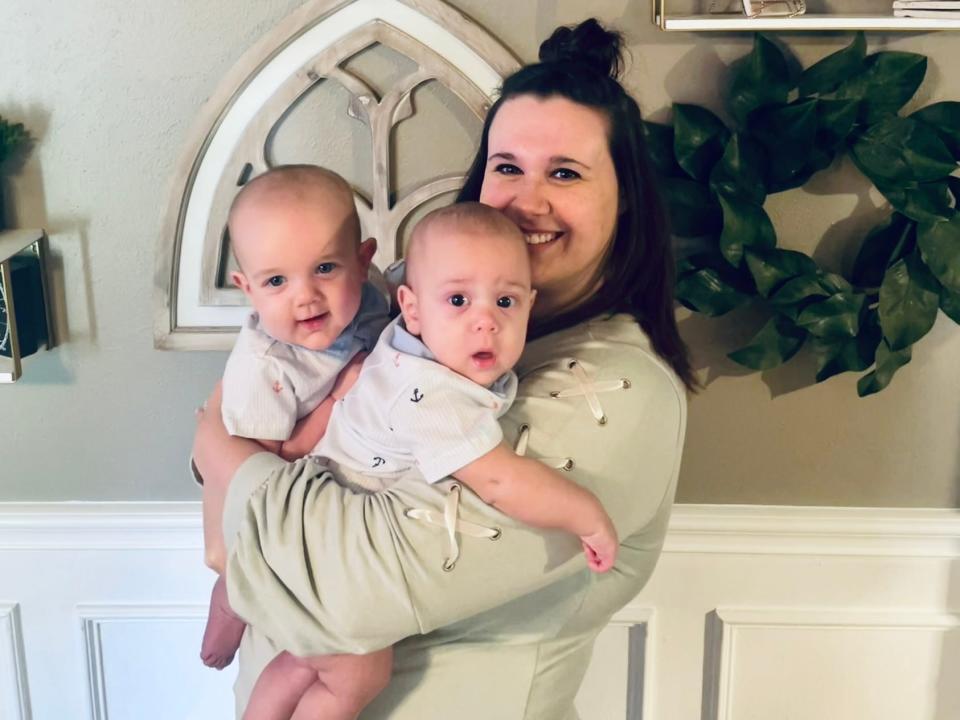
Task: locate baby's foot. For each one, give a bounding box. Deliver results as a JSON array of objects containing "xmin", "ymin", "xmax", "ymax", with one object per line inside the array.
[{"xmin": 200, "ymin": 576, "xmax": 246, "ymax": 670}]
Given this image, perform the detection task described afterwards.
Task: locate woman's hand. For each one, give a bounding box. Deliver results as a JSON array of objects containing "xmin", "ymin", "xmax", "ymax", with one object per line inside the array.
[{"xmin": 193, "ymin": 382, "xmax": 264, "ymax": 485}]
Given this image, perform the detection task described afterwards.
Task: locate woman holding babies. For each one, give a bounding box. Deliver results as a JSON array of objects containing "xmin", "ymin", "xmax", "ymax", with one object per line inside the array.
[{"xmin": 194, "ymin": 16, "xmax": 695, "ymax": 720}]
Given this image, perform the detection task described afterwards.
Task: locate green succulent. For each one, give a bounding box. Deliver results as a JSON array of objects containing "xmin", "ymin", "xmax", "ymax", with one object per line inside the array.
[
  {"xmin": 0, "ymin": 116, "xmax": 29, "ymax": 166},
  {"xmin": 647, "ymin": 33, "xmax": 960, "ymax": 397}
]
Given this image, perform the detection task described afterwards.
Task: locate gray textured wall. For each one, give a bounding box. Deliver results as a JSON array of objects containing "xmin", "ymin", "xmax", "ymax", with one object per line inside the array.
[{"xmin": 1, "ymin": 0, "xmax": 958, "ymax": 505}]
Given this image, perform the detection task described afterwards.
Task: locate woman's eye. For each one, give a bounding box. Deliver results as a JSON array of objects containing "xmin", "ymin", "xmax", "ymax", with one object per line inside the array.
[
  {"xmin": 497, "ymin": 296, "xmax": 513, "ymax": 308},
  {"xmin": 493, "ymin": 163, "xmax": 522, "ymax": 176},
  {"xmin": 552, "ymin": 167, "xmax": 581, "ymax": 181},
  {"xmin": 316, "ymin": 263, "xmax": 336, "ymax": 274},
  {"xmin": 265, "ymin": 275, "xmax": 285, "ymax": 288},
  {"xmin": 448, "ymin": 294, "xmax": 467, "ymax": 307}
]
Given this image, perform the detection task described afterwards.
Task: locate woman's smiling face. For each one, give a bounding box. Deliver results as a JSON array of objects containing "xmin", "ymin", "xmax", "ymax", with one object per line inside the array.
[{"xmin": 479, "ymin": 94, "xmax": 620, "ymax": 320}]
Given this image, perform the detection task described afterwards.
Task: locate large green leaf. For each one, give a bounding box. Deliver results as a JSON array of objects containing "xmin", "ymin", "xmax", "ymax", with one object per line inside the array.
[
  {"xmin": 728, "ymin": 34, "xmax": 793, "ymax": 127},
  {"xmin": 917, "ymin": 214, "xmax": 960, "ymax": 292},
  {"xmin": 879, "ymin": 249, "xmax": 941, "ymax": 350},
  {"xmin": 836, "ymin": 51, "xmax": 927, "ymax": 123},
  {"xmin": 709, "ymin": 133, "xmax": 767, "ymax": 205},
  {"xmin": 675, "ymin": 267, "xmax": 751, "ymax": 316},
  {"xmin": 857, "ymin": 340, "xmax": 912, "ymax": 396},
  {"xmin": 745, "ymin": 247, "xmax": 819, "ymax": 298},
  {"xmin": 728, "ymin": 315, "xmax": 807, "ymax": 370},
  {"xmin": 642, "ymin": 121, "xmax": 684, "ymax": 178},
  {"xmin": 796, "ymin": 292, "xmax": 866, "ymax": 340},
  {"xmin": 749, "ymin": 99, "xmax": 819, "ymax": 191},
  {"xmin": 851, "ymin": 117, "xmax": 957, "ymax": 187},
  {"xmin": 673, "ymin": 104, "xmax": 730, "ymax": 182},
  {"xmin": 911, "ymin": 102, "xmax": 960, "ymax": 158},
  {"xmin": 770, "ymin": 272, "xmax": 851, "ymax": 320},
  {"xmin": 812, "ymin": 312, "xmax": 881, "ymax": 382},
  {"xmin": 941, "ymin": 285, "xmax": 960, "ymax": 324},
  {"xmin": 717, "ymin": 192, "xmax": 776, "ymax": 267},
  {"xmin": 662, "ymin": 177, "xmax": 723, "ymax": 237},
  {"xmin": 851, "ymin": 213, "xmax": 914, "ymax": 289},
  {"xmin": 799, "ymin": 32, "xmax": 867, "ymax": 96},
  {"xmin": 878, "ymin": 181, "xmax": 954, "ymax": 225},
  {"xmin": 816, "ymin": 98, "xmax": 860, "ymax": 151}
]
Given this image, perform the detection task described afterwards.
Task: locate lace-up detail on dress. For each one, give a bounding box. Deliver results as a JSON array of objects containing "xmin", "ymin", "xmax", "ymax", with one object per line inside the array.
[
  {"xmin": 549, "ymin": 359, "xmax": 631, "ymax": 425},
  {"xmin": 405, "ymin": 357, "xmax": 630, "ymax": 570},
  {"xmin": 405, "ymin": 483, "xmax": 501, "ymax": 571}
]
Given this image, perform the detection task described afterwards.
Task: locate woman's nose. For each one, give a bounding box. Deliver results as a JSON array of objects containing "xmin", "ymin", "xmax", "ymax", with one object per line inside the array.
[{"xmin": 510, "ymin": 179, "xmax": 550, "ymax": 216}]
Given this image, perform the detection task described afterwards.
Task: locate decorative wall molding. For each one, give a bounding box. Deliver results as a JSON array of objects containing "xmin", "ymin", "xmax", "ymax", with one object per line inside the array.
[
  {"xmin": 79, "ymin": 604, "xmax": 211, "ymax": 720},
  {"xmin": 0, "ymin": 603, "xmax": 30, "ymax": 720},
  {"xmin": 1, "ymin": 502, "xmax": 957, "ymax": 719},
  {"xmin": 703, "ymin": 607, "xmax": 960, "ymax": 720},
  {"xmin": 3, "ymin": 501, "xmax": 958, "ymax": 554},
  {"xmin": 155, "ymin": 0, "xmax": 520, "ymax": 350}
]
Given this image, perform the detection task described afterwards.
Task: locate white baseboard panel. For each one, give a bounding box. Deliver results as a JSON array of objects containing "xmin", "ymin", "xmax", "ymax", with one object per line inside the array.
[{"xmin": 1, "ymin": 502, "xmax": 958, "ymax": 720}]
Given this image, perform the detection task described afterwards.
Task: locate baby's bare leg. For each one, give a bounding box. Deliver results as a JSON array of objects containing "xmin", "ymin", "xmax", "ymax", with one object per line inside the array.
[
  {"xmin": 243, "ymin": 647, "xmax": 393, "ymax": 720},
  {"xmin": 200, "ymin": 574, "xmax": 247, "ymax": 669}
]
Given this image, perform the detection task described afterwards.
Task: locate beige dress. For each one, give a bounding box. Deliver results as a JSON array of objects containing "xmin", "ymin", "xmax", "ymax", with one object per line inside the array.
[{"xmin": 223, "ymin": 313, "xmax": 688, "ymax": 719}]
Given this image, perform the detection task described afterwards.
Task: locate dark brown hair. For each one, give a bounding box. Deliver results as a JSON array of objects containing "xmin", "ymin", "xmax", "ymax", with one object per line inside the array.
[{"xmin": 457, "ymin": 19, "xmax": 697, "ymax": 392}]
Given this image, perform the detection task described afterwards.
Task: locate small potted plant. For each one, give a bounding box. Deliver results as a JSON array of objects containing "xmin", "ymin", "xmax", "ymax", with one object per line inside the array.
[{"xmin": 0, "ymin": 116, "xmax": 29, "ymax": 229}]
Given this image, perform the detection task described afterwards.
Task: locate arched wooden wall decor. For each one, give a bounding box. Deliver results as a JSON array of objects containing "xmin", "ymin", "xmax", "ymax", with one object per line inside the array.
[{"xmin": 155, "ymin": 0, "xmax": 519, "ymax": 350}]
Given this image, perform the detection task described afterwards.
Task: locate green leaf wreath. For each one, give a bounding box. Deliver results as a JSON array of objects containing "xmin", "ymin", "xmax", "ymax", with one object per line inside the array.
[{"xmin": 647, "ymin": 33, "xmax": 960, "ymax": 396}]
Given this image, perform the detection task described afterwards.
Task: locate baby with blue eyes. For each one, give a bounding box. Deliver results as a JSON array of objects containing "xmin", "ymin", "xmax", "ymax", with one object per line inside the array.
[{"xmin": 199, "ymin": 164, "xmax": 388, "ymax": 675}]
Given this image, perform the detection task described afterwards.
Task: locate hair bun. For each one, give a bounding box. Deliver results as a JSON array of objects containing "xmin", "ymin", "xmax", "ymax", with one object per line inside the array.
[{"xmin": 538, "ymin": 18, "xmax": 624, "ymax": 79}]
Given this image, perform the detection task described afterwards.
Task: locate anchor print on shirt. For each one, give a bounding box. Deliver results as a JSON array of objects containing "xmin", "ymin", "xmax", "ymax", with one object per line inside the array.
[
  {"xmin": 372, "ymin": 456, "xmax": 386, "ymax": 468},
  {"xmin": 410, "ymin": 388, "xmax": 424, "ymax": 403}
]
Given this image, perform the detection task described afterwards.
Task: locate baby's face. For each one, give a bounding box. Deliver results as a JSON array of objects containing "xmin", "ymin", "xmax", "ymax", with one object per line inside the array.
[
  {"xmin": 401, "ymin": 224, "xmax": 535, "ymax": 386},
  {"xmin": 230, "ymin": 191, "xmax": 373, "ymax": 350}
]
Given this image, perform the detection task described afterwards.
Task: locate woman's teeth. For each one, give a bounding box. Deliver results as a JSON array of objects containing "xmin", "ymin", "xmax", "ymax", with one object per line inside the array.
[{"xmin": 525, "ymin": 232, "xmax": 556, "ymax": 245}]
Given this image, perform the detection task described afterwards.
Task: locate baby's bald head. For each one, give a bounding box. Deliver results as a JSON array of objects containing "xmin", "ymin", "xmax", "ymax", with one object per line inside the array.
[
  {"xmin": 228, "ymin": 165, "xmax": 360, "ymax": 269},
  {"xmin": 405, "ymin": 202, "xmax": 528, "ymax": 291}
]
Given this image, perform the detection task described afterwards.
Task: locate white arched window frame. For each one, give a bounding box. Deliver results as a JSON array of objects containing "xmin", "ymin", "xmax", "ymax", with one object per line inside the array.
[{"xmin": 155, "ymin": 0, "xmax": 519, "ymax": 350}]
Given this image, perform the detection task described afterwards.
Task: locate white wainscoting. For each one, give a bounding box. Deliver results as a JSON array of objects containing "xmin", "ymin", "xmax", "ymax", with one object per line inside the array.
[{"xmin": 1, "ymin": 503, "xmax": 958, "ymax": 720}]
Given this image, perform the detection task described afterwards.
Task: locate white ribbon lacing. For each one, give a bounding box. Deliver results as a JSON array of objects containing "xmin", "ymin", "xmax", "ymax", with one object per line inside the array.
[{"xmin": 405, "ymin": 358, "xmax": 631, "ymax": 571}]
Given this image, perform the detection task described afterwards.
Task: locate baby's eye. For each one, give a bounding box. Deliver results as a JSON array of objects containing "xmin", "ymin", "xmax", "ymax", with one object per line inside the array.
[
  {"xmin": 493, "ymin": 163, "xmax": 522, "ymax": 176},
  {"xmin": 265, "ymin": 275, "xmax": 285, "ymax": 288},
  {"xmin": 316, "ymin": 262, "xmax": 337, "ymax": 275},
  {"xmin": 448, "ymin": 294, "xmax": 468, "ymax": 307},
  {"xmin": 497, "ymin": 296, "xmax": 513, "ymax": 308},
  {"xmin": 551, "ymin": 167, "xmax": 581, "ymax": 181}
]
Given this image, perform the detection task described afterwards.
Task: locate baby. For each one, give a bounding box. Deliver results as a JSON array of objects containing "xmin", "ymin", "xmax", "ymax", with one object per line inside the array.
[
  {"xmin": 240, "ymin": 202, "xmax": 619, "ymax": 720},
  {"xmin": 200, "ymin": 164, "xmax": 388, "ymax": 675}
]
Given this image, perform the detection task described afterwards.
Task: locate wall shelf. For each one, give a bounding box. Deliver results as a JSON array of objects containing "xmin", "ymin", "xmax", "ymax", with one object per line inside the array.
[{"xmin": 653, "ymin": 4, "xmax": 960, "ymax": 31}]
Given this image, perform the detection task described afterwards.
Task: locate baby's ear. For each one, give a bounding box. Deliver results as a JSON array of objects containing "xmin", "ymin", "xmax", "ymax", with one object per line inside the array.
[
  {"xmin": 396, "ymin": 284, "xmax": 420, "ymax": 335},
  {"xmin": 357, "ymin": 237, "xmax": 377, "ymax": 271},
  {"xmin": 231, "ymin": 271, "xmax": 252, "ymax": 296}
]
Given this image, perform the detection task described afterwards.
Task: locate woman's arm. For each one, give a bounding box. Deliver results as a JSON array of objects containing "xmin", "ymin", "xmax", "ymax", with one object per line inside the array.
[{"xmin": 220, "ymin": 322, "xmax": 686, "ymax": 657}]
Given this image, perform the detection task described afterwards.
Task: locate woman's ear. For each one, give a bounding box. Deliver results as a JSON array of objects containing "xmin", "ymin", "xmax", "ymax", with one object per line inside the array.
[{"xmin": 396, "ymin": 284, "xmax": 420, "ymax": 335}]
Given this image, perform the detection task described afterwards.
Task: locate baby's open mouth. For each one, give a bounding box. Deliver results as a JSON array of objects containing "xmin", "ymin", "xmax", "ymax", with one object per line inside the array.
[
  {"xmin": 299, "ymin": 313, "xmax": 328, "ymax": 330},
  {"xmin": 471, "ymin": 351, "xmax": 496, "ymax": 369}
]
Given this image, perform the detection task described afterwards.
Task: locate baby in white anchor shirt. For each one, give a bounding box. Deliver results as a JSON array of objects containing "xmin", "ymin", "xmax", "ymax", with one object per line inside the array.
[{"xmin": 241, "ymin": 202, "xmax": 621, "ymax": 720}]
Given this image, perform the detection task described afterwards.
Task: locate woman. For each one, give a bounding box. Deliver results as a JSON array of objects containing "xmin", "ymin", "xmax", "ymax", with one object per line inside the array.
[{"xmin": 193, "ymin": 18, "xmax": 695, "ymax": 719}]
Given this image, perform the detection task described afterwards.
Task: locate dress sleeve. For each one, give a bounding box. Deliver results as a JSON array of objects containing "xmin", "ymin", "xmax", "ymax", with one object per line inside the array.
[
  {"xmin": 223, "ymin": 321, "xmax": 687, "ymax": 656},
  {"xmin": 221, "ymin": 352, "xmax": 298, "ymax": 441}
]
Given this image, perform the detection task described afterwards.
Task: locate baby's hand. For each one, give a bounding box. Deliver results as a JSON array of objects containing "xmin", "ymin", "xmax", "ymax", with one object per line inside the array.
[{"xmin": 579, "ymin": 516, "xmax": 618, "ymax": 573}]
